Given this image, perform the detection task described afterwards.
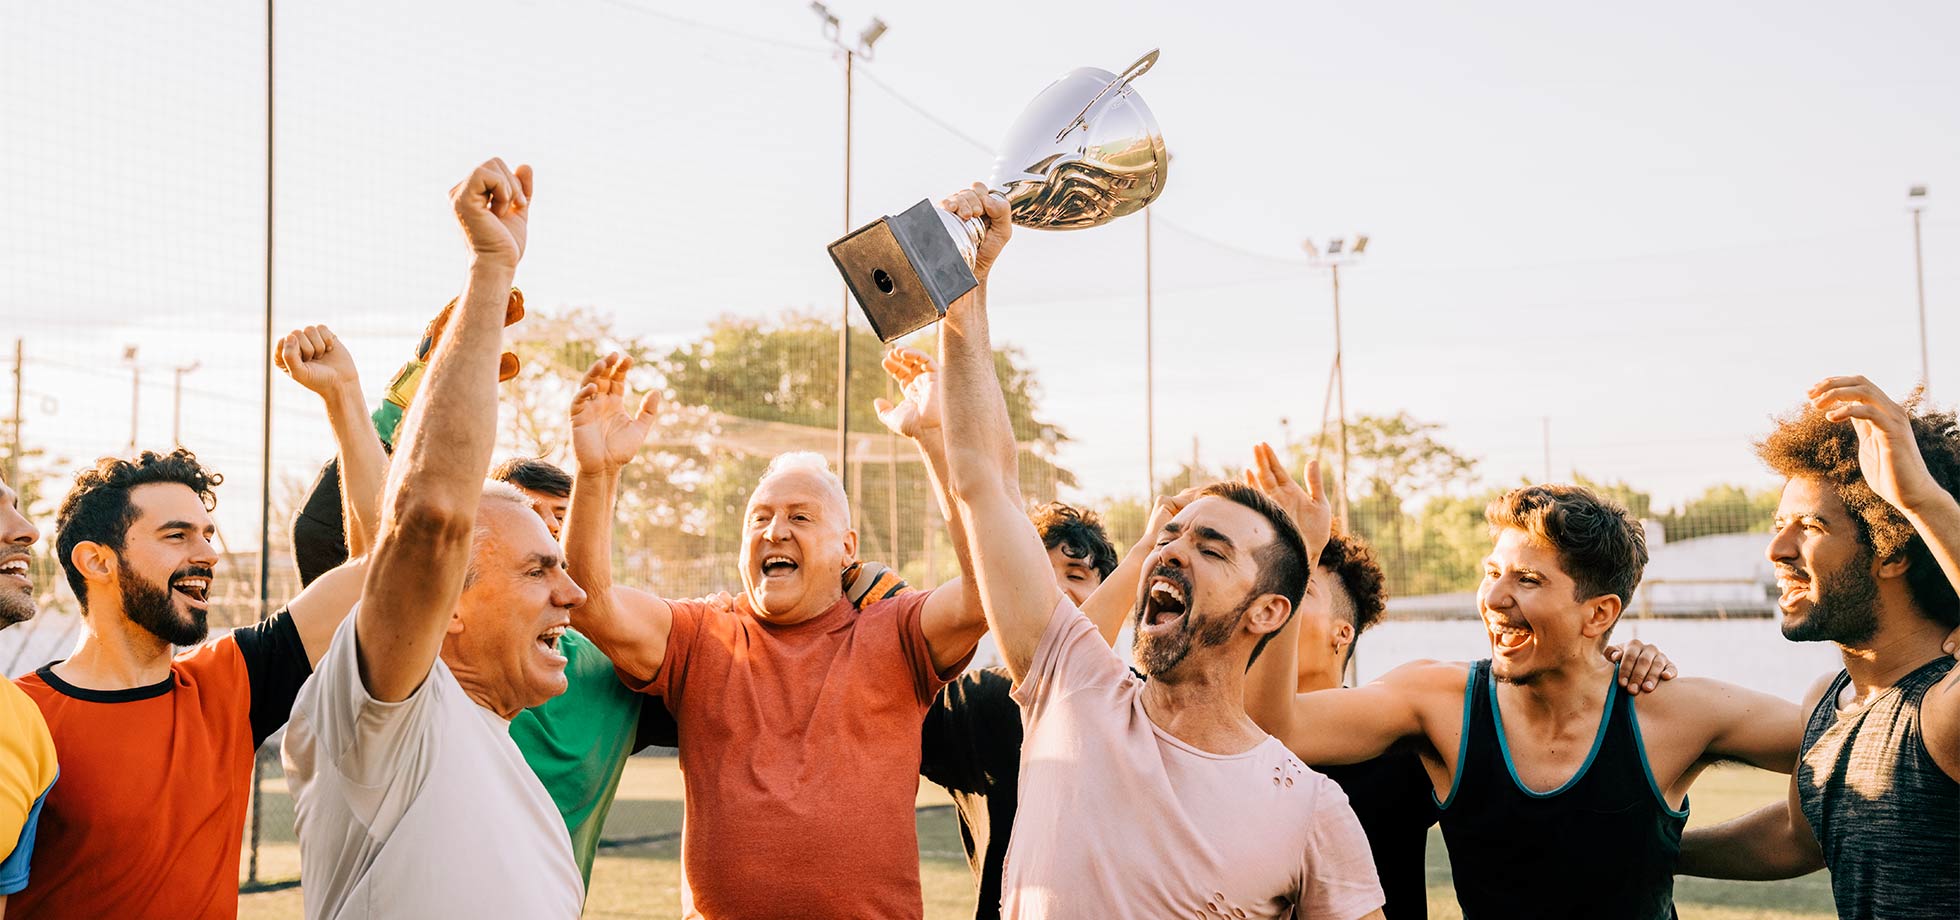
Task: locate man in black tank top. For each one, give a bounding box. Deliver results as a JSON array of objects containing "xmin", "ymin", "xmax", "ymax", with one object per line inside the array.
[
  {"xmin": 1244, "ymin": 476, "xmax": 1804, "ymax": 920},
  {"xmin": 1679, "ymin": 376, "xmax": 1960, "ymax": 919}
]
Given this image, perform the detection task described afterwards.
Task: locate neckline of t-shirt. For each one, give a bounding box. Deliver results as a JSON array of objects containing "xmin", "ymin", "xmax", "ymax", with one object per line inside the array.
[
  {"xmin": 34, "ymin": 661, "xmax": 174, "ymax": 703},
  {"xmin": 747, "ymin": 594, "xmax": 856, "ymax": 632},
  {"xmin": 1139, "ymin": 700, "xmax": 1282, "ymax": 762}
]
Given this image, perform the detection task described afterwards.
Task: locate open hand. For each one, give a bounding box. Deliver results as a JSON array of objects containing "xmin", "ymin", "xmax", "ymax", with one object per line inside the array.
[
  {"xmin": 1245, "ymin": 442, "xmax": 1333, "ymax": 563},
  {"xmin": 873, "ymin": 347, "xmax": 941, "ymax": 441},
  {"xmin": 1144, "ymin": 486, "xmax": 1204, "ymax": 541},
  {"xmin": 1605, "ymin": 639, "xmax": 1679, "ymax": 694},
  {"xmin": 274, "ymin": 325, "xmax": 358, "ymax": 398},
  {"xmin": 941, "ymin": 182, "xmax": 1013, "ymax": 281},
  {"xmin": 569, "ymin": 353, "xmax": 659, "ymax": 474},
  {"xmin": 1809, "ymin": 375, "xmax": 1941, "ymax": 514},
  {"xmin": 450, "ymin": 157, "xmax": 533, "ymax": 269}
]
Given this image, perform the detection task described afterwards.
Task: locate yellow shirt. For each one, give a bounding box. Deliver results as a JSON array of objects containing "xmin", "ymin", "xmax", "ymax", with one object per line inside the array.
[{"xmin": 0, "ymin": 676, "xmax": 58, "ymax": 894}]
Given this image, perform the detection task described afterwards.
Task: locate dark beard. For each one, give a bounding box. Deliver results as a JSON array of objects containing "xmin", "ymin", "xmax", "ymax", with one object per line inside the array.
[
  {"xmin": 0, "ymin": 584, "xmax": 33, "ymax": 627},
  {"xmin": 120, "ymin": 559, "xmax": 210, "ymax": 648},
  {"xmin": 1781, "ymin": 549, "xmax": 1880, "ymax": 645},
  {"xmin": 1133, "ymin": 588, "xmax": 1252, "ymax": 678}
]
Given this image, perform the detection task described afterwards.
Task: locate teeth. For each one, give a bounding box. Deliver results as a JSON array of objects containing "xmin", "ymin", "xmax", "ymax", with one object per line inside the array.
[
  {"xmin": 174, "ymin": 578, "xmax": 208, "ymax": 590},
  {"xmin": 0, "ymin": 561, "xmax": 26, "ymax": 575},
  {"xmin": 1147, "ymin": 579, "xmax": 1184, "ymax": 604}
]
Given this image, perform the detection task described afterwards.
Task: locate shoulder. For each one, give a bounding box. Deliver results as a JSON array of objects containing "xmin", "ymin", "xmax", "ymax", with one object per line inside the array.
[
  {"xmin": 174, "ymin": 630, "xmax": 250, "ymax": 683},
  {"xmin": 1375, "ymin": 659, "xmax": 1473, "ymax": 697}
]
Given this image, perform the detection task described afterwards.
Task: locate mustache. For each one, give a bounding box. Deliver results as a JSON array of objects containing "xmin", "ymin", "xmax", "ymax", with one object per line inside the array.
[
  {"xmin": 171, "ymin": 565, "xmax": 215, "ymax": 582},
  {"xmin": 1775, "ymin": 565, "xmax": 1811, "ymax": 582},
  {"xmin": 1144, "ymin": 564, "xmax": 1192, "ymax": 597}
]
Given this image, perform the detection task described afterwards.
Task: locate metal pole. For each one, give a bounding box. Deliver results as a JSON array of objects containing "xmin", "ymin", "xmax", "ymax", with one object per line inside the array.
[
  {"xmin": 1145, "ymin": 209, "xmax": 1155, "ymax": 498},
  {"xmin": 249, "ymin": 0, "xmax": 274, "ymax": 885},
  {"xmin": 1330, "ymin": 264, "xmax": 1350, "ymax": 524},
  {"xmin": 836, "ymin": 48, "xmax": 853, "ymax": 485},
  {"xmin": 172, "ymin": 363, "xmax": 199, "ymax": 447},
  {"xmin": 9, "ymin": 339, "xmax": 20, "ymax": 487},
  {"xmin": 1913, "ymin": 204, "xmax": 1928, "ymax": 389},
  {"xmin": 128, "ymin": 360, "xmax": 140, "ymax": 454},
  {"xmin": 1542, "ymin": 416, "xmax": 1551, "ymax": 482}
]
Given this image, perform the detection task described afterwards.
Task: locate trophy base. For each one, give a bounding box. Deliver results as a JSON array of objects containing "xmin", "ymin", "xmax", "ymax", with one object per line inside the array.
[{"xmin": 828, "ymin": 199, "xmax": 979, "ymax": 343}]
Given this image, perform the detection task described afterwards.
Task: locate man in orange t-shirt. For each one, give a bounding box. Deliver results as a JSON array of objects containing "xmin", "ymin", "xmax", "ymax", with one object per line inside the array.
[
  {"xmin": 10, "ymin": 449, "xmax": 355, "ymax": 919},
  {"xmin": 561, "ymin": 354, "xmax": 987, "ymax": 919}
]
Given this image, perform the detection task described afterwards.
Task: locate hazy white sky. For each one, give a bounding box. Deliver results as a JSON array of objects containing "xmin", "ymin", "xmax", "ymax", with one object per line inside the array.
[{"xmin": 2, "ymin": 0, "xmax": 1955, "ymax": 547}]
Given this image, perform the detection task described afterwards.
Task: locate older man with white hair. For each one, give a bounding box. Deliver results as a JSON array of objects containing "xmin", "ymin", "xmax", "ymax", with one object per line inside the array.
[
  {"xmin": 563, "ymin": 352, "xmax": 988, "ymax": 919},
  {"xmin": 280, "ymin": 157, "xmax": 587, "ymax": 919}
]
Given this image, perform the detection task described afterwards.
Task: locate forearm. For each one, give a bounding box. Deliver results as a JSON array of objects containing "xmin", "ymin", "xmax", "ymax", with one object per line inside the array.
[
  {"xmin": 359, "ymin": 260, "xmax": 512, "ymax": 698},
  {"xmin": 321, "ymin": 378, "xmax": 387, "ymax": 557},
  {"xmin": 1244, "ymin": 594, "xmax": 1305, "ymax": 740},
  {"xmin": 941, "ymin": 287, "xmax": 1019, "ymax": 505},
  {"xmin": 1904, "ymin": 489, "xmax": 1960, "ymax": 603},
  {"xmin": 1082, "ymin": 529, "xmax": 1152, "ymax": 646},
  {"xmin": 1678, "ymin": 802, "xmax": 1822, "ymax": 880},
  {"xmin": 565, "ymin": 467, "xmax": 668, "ymax": 680},
  {"xmin": 914, "ymin": 432, "xmax": 974, "ymax": 578}
]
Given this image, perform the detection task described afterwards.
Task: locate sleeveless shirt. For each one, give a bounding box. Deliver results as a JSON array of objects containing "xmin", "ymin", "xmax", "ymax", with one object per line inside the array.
[
  {"xmin": 1436, "ymin": 660, "xmax": 1686, "ymax": 920},
  {"xmin": 1798, "ymin": 656, "xmax": 1958, "ymax": 920}
]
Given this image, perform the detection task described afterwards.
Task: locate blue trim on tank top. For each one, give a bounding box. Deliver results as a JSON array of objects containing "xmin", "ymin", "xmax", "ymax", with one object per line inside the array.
[
  {"xmin": 1626, "ymin": 695, "xmax": 1692, "ymax": 819},
  {"xmin": 1492, "ymin": 666, "xmax": 1617, "ymax": 797},
  {"xmin": 1431, "ymin": 664, "xmax": 1477, "ymax": 811}
]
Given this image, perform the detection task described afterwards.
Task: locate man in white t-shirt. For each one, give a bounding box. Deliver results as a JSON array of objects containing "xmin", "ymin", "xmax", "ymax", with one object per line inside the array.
[
  {"xmin": 933, "ymin": 183, "xmax": 1385, "ymax": 920},
  {"xmin": 281, "ymin": 157, "xmax": 586, "ymax": 919}
]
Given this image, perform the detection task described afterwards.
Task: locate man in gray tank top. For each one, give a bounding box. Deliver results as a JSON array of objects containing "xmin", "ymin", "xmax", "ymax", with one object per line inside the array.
[{"xmin": 1679, "ymin": 375, "xmax": 1960, "ymax": 919}]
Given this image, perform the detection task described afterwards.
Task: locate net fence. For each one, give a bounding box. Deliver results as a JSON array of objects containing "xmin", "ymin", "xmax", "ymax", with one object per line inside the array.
[{"xmin": 0, "ymin": 0, "xmax": 1945, "ymax": 893}]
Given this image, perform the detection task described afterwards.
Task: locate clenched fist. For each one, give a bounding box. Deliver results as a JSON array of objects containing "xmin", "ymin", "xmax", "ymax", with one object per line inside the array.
[{"xmin": 450, "ymin": 157, "xmax": 534, "ymax": 269}]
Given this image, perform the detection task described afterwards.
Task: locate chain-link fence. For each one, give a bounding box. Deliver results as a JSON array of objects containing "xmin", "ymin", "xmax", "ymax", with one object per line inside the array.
[{"xmin": 2, "ymin": 0, "xmax": 1948, "ymax": 896}]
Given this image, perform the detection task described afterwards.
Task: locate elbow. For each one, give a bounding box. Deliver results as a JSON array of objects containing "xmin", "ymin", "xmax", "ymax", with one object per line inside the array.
[{"xmin": 385, "ymin": 496, "xmax": 477, "ymax": 552}]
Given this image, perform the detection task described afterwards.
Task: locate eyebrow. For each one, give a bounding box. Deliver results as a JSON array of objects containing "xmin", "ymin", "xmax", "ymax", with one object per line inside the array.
[
  {"xmin": 522, "ymin": 551, "xmax": 564, "ymax": 569},
  {"xmin": 156, "ymin": 520, "xmax": 212, "ymax": 534},
  {"xmin": 1162, "ymin": 521, "xmax": 1236, "ymax": 553}
]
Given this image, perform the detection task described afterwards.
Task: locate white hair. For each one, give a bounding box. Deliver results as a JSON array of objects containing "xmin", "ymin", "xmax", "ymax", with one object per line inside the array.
[
  {"xmin": 465, "ymin": 479, "xmax": 544, "ymax": 587},
  {"xmin": 757, "ymin": 451, "xmax": 850, "ymax": 522}
]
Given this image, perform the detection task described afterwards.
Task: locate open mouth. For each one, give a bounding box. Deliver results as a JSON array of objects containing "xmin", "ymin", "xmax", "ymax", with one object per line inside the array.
[
  {"xmin": 760, "ymin": 553, "xmax": 799, "ymax": 578},
  {"xmin": 1139, "ymin": 570, "xmax": 1190, "ymax": 635},
  {"xmin": 1774, "ymin": 567, "xmax": 1812, "ymax": 609},
  {"xmin": 1486, "ymin": 617, "xmax": 1532, "ymax": 650},
  {"xmin": 536, "ymin": 625, "xmax": 567, "ymax": 662},
  {"xmin": 171, "ymin": 574, "xmax": 211, "ymax": 608},
  {"xmin": 0, "ymin": 555, "xmax": 28, "ymax": 588}
]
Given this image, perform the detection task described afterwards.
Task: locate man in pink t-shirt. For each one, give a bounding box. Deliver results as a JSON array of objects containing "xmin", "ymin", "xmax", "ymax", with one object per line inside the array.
[
  {"xmin": 934, "ymin": 183, "xmax": 1386, "ymax": 920},
  {"xmin": 560, "ymin": 354, "xmax": 988, "ymax": 919}
]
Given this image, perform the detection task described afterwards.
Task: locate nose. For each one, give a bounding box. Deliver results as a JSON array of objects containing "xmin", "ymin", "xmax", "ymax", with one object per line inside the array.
[
  {"xmin": 1480, "ymin": 576, "xmax": 1513, "ymax": 611},
  {"xmin": 554, "ymin": 569, "xmax": 588, "ymax": 609},
  {"xmin": 0, "ymin": 502, "xmax": 35, "ymax": 550},
  {"xmin": 190, "ymin": 532, "xmax": 219, "ymax": 567},
  {"xmin": 1766, "ymin": 521, "xmax": 1800, "ymax": 565},
  {"xmin": 761, "ymin": 512, "xmax": 788, "ymax": 543}
]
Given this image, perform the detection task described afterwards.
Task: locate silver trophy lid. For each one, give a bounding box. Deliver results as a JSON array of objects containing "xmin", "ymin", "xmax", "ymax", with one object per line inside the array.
[{"xmin": 988, "ymin": 50, "xmax": 1168, "ymax": 231}]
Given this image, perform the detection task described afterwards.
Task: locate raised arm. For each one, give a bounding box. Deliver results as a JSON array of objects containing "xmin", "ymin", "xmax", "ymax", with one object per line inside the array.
[
  {"xmin": 276, "ymin": 325, "xmax": 388, "ymax": 558},
  {"xmin": 873, "ymin": 346, "xmax": 985, "ymax": 673},
  {"xmin": 938, "ymin": 184, "xmax": 1057, "ymax": 683},
  {"xmin": 563, "ymin": 353, "xmax": 673, "ymax": 683},
  {"xmin": 356, "ymin": 157, "xmax": 531, "ymax": 702},
  {"xmin": 1810, "ymin": 374, "xmax": 1960, "ymax": 778}
]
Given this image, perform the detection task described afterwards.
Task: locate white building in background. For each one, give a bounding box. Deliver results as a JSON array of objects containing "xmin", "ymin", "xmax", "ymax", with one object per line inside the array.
[{"xmin": 1387, "ymin": 528, "xmax": 1779, "ymax": 621}]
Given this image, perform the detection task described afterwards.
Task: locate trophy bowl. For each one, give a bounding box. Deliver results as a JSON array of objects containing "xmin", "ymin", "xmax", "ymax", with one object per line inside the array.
[{"xmin": 828, "ymin": 51, "xmax": 1168, "ymax": 342}]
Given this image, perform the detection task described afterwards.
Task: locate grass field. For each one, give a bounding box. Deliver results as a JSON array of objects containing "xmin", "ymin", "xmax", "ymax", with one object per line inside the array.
[{"xmin": 238, "ymin": 757, "xmax": 1835, "ymax": 919}]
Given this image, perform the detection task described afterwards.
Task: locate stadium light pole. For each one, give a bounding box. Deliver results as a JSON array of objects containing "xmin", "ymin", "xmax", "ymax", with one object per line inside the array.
[
  {"xmin": 172, "ymin": 360, "xmax": 201, "ymax": 447},
  {"xmin": 1909, "ymin": 185, "xmax": 1929, "ymax": 389},
  {"xmin": 812, "ymin": 3, "xmax": 887, "ymax": 487},
  {"xmin": 123, "ymin": 345, "xmax": 140, "ymax": 453},
  {"xmin": 1304, "ymin": 235, "xmax": 1368, "ymax": 525}
]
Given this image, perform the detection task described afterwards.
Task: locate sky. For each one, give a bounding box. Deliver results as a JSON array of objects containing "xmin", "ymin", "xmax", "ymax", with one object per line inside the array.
[{"xmin": 2, "ymin": 0, "xmax": 1956, "ymax": 549}]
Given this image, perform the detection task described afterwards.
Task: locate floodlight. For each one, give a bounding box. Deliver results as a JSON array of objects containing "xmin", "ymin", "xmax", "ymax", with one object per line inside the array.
[{"xmin": 860, "ymin": 17, "xmax": 888, "ymax": 50}]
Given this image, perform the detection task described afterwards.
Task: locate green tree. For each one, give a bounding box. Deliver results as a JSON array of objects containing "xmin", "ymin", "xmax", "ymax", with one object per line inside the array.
[{"xmin": 1656, "ymin": 484, "xmax": 1778, "ymax": 542}]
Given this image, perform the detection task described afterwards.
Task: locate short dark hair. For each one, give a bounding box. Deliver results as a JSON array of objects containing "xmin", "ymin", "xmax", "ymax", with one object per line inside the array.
[
  {"xmin": 1756, "ymin": 392, "xmax": 1960, "ymax": 629},
  {"xmin": 1195, "ymin": 480, "xmax": 1310, "ymax": 666},
  {"xmin": 55, "ymin": 449, "xmax": 223, "ymax": 611},
  {"xmin": 1485, "ymin": 484, "xmax": 1648, "ymax": 614},
  {"xmin": 491, "ymin": 457, "xmax": 572, "ymax": 500},
  {"xmin": 1321, "ymin": 527, "xmax": 1388, "ymax": 635},
  {"xmin": 1030, "ymin": 501, "xmax": 1117, "ymax": 580}
]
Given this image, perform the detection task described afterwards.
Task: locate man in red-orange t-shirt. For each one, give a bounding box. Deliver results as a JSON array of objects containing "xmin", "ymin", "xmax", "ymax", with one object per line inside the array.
[
  {"xmin": 10, "ymin": 449, "xmax": 354, "ymax": 919},
  {"xmin": 560, "ymin": 353, "xmax": 988, "ymax": 919}
]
